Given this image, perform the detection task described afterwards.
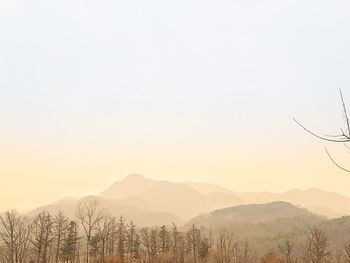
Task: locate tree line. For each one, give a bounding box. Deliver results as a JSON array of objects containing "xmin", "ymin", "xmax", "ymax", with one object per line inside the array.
[{"xmin": 0, "ymin": 200, "xmax": 349, "ymax": 263}]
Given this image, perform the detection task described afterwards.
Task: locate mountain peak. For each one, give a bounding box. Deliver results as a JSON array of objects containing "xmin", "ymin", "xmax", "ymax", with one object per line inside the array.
[
  {"xmin": 124, "ymin": 173, "xmax": 146, "ymax": 181},
  {"xmin": 100, "ymin": 174, "xmax": 155, "ymax": 199}
]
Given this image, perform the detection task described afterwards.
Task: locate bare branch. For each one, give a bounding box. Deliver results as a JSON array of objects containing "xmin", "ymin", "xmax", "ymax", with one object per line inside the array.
[
  {"xmin": 325, "ymin": 147, "xmax": 350, "ymax": 173},
  {"xmin": 340, "ymin": 89, "xmax": 350, "ymax": 139},
  {"xmin": 344, "ymin": 143, "xmax": 350, "ymax": 151},
  {"xmin": 293, "ymin": 118, "xmax": 350, "ymax": 143}
]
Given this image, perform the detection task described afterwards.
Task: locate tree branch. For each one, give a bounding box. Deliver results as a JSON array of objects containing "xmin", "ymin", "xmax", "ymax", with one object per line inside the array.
[
  {"xmin": 340, "ymin": 89, "xmax": 350, "ymax": 139},
  {"xmin": 293, "ymin": 118, "xmax": 350, "ymax": 143},
  {"xmin": 325, "ymin": 147, "xmax": 350, "ymax": 173}
]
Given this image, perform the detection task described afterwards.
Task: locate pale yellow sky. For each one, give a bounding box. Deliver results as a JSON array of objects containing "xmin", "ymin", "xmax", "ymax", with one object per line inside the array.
[
  {"xmin": 2, "ymin": 133, "xmax": 350, "ymax": 211},
  {"xmin": 1, "ymin": 0, "xmax": 350, "ymax": 211}
]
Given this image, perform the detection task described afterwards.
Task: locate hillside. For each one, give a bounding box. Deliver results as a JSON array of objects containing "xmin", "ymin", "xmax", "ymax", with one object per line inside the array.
[
  {"xmin": 187, "ymin": 202, "xmax": 326, "ymax": 254},
  {"xmin": 186, "ymin": 202, "xmax": 350, "ymax": 254},
  {"xmin": 188, "ymin": 201, "xmax": 323, "ymax": 227}
]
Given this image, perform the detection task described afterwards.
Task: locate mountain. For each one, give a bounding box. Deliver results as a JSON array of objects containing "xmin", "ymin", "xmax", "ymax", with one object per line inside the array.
[
  {"xmin": 21, "ymin": 174, "xmax": 350, "ymax": 227},
  {"xmin": 19, "ymin": 192, "xmax": 350, "ymax": 257},
  {"xmin": 181, "ymin": 180, "xmax": 350, "ymax": 218},
  {"xmin": 187, "ymin": 202, "xmax": 350, "ymax": 254},
  {"xmin": 27, "ymin": 195, "xmax": 183, "ymax": 227},
  {"xmin": 100, "ymin": 174, "xmax": 243, "ymax": 220},
  {"xmin": 100, "ymin": 174, "xmax": 156, "ymax": 199},
  {"xmin": 188, "ymin": 201, "xmax": 323, "ymax": 227},
  {"xmin": 27, "ymin": 174, "xmax": 244, "ymax": 225},
  {"xmin": 234, "ymin": 188, "xmax": 350, "ymax": 218},
  {"xmin": 181, "ymin": 181, "xmax": 235, "ymax": 195},
  {"xmin": 187, "ymin": 202, "xmax": 326, "ymax": 254},
  {"xmin": 18, "ymin": 174, "xmax": 350, "ymax": 256}
]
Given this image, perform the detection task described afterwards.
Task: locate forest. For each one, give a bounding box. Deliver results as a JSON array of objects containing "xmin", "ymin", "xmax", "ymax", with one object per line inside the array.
[{"xmin": 1, "ymin": 200, "xmax": 349, "ymax": 263}]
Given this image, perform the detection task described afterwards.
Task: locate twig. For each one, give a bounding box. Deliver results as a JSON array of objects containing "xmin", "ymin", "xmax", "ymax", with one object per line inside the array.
[
  {"xmin": 344, "ymin": 143, "xmax": 350, "ymax": 151},
  {"xmin": 325, "ymin": 147, "xmax": 350, "ymax": 173}
]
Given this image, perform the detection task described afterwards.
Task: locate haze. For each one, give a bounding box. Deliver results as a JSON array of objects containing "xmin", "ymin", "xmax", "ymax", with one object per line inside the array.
[{"xmin": 1, "ymin": 0, "xmax": 350, "ymax": 211}]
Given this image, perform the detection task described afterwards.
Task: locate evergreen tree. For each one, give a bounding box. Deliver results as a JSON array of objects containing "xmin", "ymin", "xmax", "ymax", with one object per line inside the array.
[
  {"xmin": 88, "ymin": 234, "xmax": 100, "ymax": 262},
  {"xmin": 126, "ymin": 220, "xmax": 139, "ymax": 262},
  {"xmin": 198, "ymin": 238, "xmax": 210, "ymax": 262},
  {"xmin": 60, "ymin": 221, "xmax": 79, "ymax": 263},
  {"xmin": 116, "ymin": 216, "xmax": 126, "ymax": 263},
  {"xmin": 159, "ymin": 225, "xmax": 171, "ymax": 253}
]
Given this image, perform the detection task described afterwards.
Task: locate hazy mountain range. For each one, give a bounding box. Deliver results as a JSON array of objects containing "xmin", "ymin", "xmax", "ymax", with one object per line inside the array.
[{"xmin": 24, "ymin": 174, "xmax": 350, "ymax": 226}]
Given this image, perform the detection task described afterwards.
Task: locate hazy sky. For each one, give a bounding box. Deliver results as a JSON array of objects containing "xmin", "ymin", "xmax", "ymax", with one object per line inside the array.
[{"xmin": 1, "ymin": 0, "xmax": 350, "ymax": 211}]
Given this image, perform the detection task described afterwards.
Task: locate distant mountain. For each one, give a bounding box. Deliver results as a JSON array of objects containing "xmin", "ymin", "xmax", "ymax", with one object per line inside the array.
[
  {"xmin": 234, "ymin": 188, "xmax": 350, "ymax": 218},
  {"xmin": 180, "ymin": 180, "xmax": 350, "ymax": 218},
  {"xmin": 21, "ymin": 174, "xmax": 350, "ymax": 227},
  {"xmin": 100, "ymin": 174, "xmax": 243, "ymax": 220},
  {"xmin": 188, "ymin": 201, "xmax": 323, "ymax": 227},
  {"xmin": 100, "ymin": 174, "xmax": 156, "ymax": 199},
  {"xmin": 24, "ymin": 174, "xmax": 243, "ymax": 225},
  {"xmin": 27, "ymin": 195, "xmax": 182, "ymax": 227},
  {"xmin": 181, "ymin": 181, "xmax": 235, "ymax": 195}
]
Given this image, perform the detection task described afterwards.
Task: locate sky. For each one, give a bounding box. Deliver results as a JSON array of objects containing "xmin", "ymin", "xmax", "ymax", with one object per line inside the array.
[{"xmin": 1, "ymin": 0, "xmax": 350, "ymax": 211}]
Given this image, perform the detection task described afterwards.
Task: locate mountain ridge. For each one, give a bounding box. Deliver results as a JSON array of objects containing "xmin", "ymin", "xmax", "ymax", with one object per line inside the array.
[
  {"xmin": 17, "ymin": 174, "xmax": 350, "ymax": 226},
  {"xmin": 101, "ymin": 174, "xmax": 350, "ymax": 218}
]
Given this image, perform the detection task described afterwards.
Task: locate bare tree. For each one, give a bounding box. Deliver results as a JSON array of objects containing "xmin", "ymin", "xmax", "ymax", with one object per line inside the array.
[
  {"xmin": 214, "ymin": 229, "xmax": 237, "ymax": 263},
  {"xmin": 236, "ymin": 241, "xmax": 255, "ymax": 263},
  {"xmin": 13, "ymin": 217, "xmax": 31, "ymax": 263},
  {"xmin": 303, "ymin": 227, "xmax": 330, "ymax": 263},
  {"xmin": 279, "ymin": 239, "xmax": 296, "ymax": 263},
  {"xmin": 186, "ymin": 225, "xmax": 201, "ymax": 263},
  {"xmin": 140, "ymin": 227, "xmax": 159, "ymax": 263},
  {"xmin": 343, "ymin": 240, "xmax": 350, "ymax": 263},
  {"xmin": 106, "ymin": 222, "xmax": 118, "ymax": 258},
  {"xmin": 0, "ymin": 210, "xmax": 31, "ymax": 263},
  {"xmin": 76, "ymin": 200, "xmax": 102, "ymax": 263},
  {"xmin": 53, "ymin": 211, "xmax": 69, "ymax": 263},
  {"xmin": 140, "ymin": 228, "xmax": 151, "ymax": 262},
  {"xmin": 94, "ymin": 211, "xmax": 116, "ymax": 263},
  {"xmin": 295, "ymin": 89, "xmax": 350, "ymax": 172},
  {"xmin": 30, "ymin": 210, "xmax": 54, "ymax": 263},
  {"xmin": 0, "ymin": 210, "xmax": 20, "ymax": 263}
]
